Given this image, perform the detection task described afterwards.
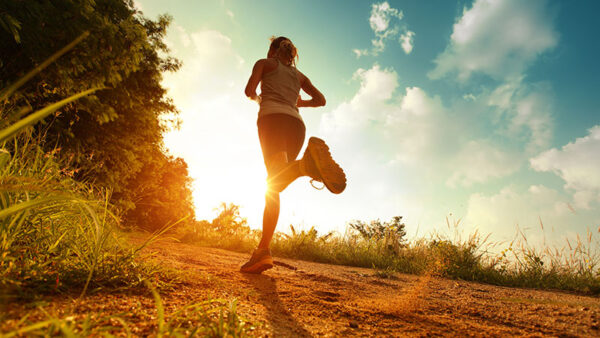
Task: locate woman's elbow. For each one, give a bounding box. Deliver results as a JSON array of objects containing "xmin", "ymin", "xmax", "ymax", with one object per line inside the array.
[{"xmin": 318, "ymin": 96, "xmax": 326, "ymax": 107}]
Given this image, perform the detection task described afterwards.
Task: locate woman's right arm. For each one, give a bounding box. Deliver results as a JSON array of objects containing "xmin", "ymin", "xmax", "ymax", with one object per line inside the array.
[
  {"xmin": 245, "ymin": 59, "xmax": 265, "ymax": 102},
  {"xmin": 297, "ymin": 71, "xmax": 326, "ymax": 108}
]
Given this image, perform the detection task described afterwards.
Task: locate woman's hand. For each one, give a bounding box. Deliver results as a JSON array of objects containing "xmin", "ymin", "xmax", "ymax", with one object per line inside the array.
[{"xmin": 297, "ymin": 71, "xmax": 326, "ymax": 108}]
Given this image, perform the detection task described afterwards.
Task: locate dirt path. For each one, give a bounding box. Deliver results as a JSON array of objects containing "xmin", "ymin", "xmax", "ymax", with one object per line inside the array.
[
  {"xmin": 4, "ymin": 237, "xmax": 600, "ymax": 336},
  {"xmin": 143, "ymin": 237, "xmax": 600, "ymax": 336}
]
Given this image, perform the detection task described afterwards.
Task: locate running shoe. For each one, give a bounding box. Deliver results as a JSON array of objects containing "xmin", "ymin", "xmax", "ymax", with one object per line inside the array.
[
  {"xmin": 301, "ymin": 137, "xmax": 346, "ymax": 194},
  {"xmin": 240, "ymin": 248, "xmax": 274, "ymax": 274}
]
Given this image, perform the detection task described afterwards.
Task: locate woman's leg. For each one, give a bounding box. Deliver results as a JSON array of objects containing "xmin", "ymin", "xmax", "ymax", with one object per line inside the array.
[
  {"xmin": 255, "ymin": 115, "xmax": 305, "ymax": 249},
  {"xmin": 257, "ymin": 152, "xmax": 300, "ymax": 249}
]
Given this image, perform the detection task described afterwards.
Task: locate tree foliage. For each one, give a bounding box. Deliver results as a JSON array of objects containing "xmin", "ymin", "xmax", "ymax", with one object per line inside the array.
[
  {"xmin": 349, "ymin": 216, "xmax": 407, "ymax": 253},
  {"xmin": 0, "ymin": 0, "xmax": 194, "ymax": 227}
]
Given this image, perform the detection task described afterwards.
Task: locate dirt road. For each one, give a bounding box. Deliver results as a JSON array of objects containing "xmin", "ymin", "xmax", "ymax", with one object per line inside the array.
[
  {"xmin": 142, "ymin": 238, "xmax": 600, "ymax": 336},
  {"xmin": 4, "ymin": 237, "xmax": 600, "ymax": 336}
]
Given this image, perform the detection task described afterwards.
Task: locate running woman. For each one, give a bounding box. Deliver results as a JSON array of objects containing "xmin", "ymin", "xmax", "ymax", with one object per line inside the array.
[{"xmin": 241, "ymin": 36, "xmax": 346, "ymax": 273}]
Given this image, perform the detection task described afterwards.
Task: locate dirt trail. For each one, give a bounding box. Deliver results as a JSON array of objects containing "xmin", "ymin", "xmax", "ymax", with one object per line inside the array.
[
  {"xmin": 4, "ymin": 236, "xmax": 600, "ymax": 336},
  {"xmin": 141, "ymin": 237, "xmax": 600, "ymax": 336}
]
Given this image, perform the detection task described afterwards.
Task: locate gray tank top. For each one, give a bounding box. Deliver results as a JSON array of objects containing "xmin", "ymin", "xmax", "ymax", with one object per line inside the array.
[{"xmin": 258, "ymin": 59, "xmax": 302, "ymax": 122}]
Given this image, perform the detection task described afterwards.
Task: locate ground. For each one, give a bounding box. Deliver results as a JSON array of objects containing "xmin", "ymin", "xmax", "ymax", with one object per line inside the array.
[{"xmin": 3, "ymin": 236, "xmax": 600, "ymax": 336}]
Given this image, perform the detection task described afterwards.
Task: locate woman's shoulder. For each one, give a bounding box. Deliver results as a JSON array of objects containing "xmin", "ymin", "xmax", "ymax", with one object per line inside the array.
[{"xmin": 256, "ymin": 58, "xmax": 278, "ymax": 73}]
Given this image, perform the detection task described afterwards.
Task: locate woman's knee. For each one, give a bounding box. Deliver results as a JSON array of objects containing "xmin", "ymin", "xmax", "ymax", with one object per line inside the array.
[
  {"xmin": 265, "ymin": 151, "xmax": 290, "ymax": 192},
  {"xmin": 264, "ymin": 189, "xmax": 280, "ymax": 204},
  {"xmin": 266, "ymin": 152, "xmax": 289, "ymax": 174}
]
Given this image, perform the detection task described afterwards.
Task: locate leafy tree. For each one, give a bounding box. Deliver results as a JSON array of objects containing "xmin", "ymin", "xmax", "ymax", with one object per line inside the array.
[
  {"xmin": 210, "ymin": 203, "xmax": 249, "ymax": 237},
  {"xmin": 0, "ymin": 0, "xmax": 193, "ymax": 226},
  {"xmin": 123, "ymin": 150, "xmax": 195, "ymax": 231},
  {"xmin": 349, "ymin": 216, "xmax": 407, "ymax": 253}
]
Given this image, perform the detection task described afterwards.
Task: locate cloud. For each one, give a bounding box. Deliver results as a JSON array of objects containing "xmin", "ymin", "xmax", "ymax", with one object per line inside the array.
[
  {"xmin": 354, "ymin": 1, "xmax": 415, "ymax": 57},
  {"xmin": 465, "ymin": 185, "xmax": 569, "ymax": 242},
  {"xmin": 400, "ymin": 31, "xmax": 415, "ymax": 54},
  {"xmin": 446, "ymin": 140, "xmax": 521, "ymax": 187},
  {"xmin": 320, "ymin": 64, "xmax": 398, "ymax": 132},
  {"xmin": 369, "ymin": 2, "xmax": 403, "ymax": 32},
  {"xmin": 429, "ymin": 0, "xmax": 558, "ymax": 81},
  {"xmin": 320, "ymin": 64, "xmax": 520, "ymax": 187},
  {"xmin": 530, "ymin": 126, "xmax": 600, "ymax": 209},
  {"xmin": 487, "ymin": 78, "xmax": 554, "ymax": 152}
]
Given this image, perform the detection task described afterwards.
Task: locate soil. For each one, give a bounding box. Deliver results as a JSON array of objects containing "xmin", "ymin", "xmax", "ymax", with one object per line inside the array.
[{"xmin": 3, "ymin": 235, "xmax": 600, "ymax": 337}]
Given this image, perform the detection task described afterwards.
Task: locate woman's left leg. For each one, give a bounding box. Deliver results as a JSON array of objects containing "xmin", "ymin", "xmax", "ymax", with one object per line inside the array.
[
  {"xmin": 256, "ymin": 116, "xmax": 305, "ymax": 248},
  {"xmin": 241, "ymin": 115, "xmax": 305, "ymax": 273}
]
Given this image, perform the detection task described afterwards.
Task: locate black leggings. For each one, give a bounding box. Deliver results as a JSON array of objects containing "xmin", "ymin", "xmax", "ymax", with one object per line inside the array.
[{"xmin": 257, "ymin": 114, "xmax": 306, "ymax": 176}]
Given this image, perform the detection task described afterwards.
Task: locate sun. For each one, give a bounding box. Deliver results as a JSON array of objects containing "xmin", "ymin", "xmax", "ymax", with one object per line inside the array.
[{"xmin": 187, "ymin": 164, "xmax": 268, "ymax": 226}]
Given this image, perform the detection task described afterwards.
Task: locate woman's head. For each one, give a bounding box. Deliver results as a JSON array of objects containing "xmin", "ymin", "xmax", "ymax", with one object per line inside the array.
[{"xmin": 268, "ymin": 36, "xmax": 298, "ymax": 66}]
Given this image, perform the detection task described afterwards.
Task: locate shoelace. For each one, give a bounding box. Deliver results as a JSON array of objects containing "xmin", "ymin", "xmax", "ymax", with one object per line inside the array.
[{"xmin": 310, "ymin": 179, "xmax": 325, "ymax": 190}]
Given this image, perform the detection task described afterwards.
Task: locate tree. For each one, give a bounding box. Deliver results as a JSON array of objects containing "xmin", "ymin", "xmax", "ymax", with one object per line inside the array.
[
  {"xmin": 123, "ymin": 152, "xmax": 195, "ymax": 231},
  {"xmin": 349, "ymin": 216, "xmax": 407, "ymax": 253},
  {"xmin": 210, "ymin": 203, "xmax": 249, "ymax": 237},
  {"xmin": 0, "ymin": 0, "xmax": 193, "ymax": 226}
]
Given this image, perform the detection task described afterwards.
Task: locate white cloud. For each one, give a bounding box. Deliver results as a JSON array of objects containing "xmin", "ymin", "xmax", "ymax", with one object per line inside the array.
[
  {"xmin": 399, "ymin": 30, "xmax": 415, "ymax": 54},
  {"xmin": 530, "ymin": 126, "xmax": 600, "ymax": 209},
  {"xmin": 320, "ymin": 64, "xmax": 398, "ymax": 132},
  {"xmin": 487, "ymin": 78, "xmax": 554, "ymax": 152},
  {"xmin": 355, "ymin": 1, "xmax": 414, "ymax": 57},
  {"xmin": 429, "ymin": 0, "xmax": 558, "ymax": 81},
  {"xmin": 321, "ymin": 64, "xmax": 522, "ymax": 185},
  {"xmin": 369, "ymin": 2, "xmax": 403, "ymax": 32},
  {"xmin": 314, "ymin": 61, "xmax": 584, "ymax": 240},
  {"xmin": 446, "ymin": 140, "xmax": 521, "ymax": 187},
  {"xmin": 465, "ymin": 185, "xmax": 573, "ymax": 242}
]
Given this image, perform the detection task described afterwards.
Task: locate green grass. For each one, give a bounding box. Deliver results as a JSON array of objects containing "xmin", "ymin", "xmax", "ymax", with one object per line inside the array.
[
  {"xmin": 2, "ymin": 281, "xmax": 255, "ymax": 337},
  {"xmin": 179, "ymin": 216, "xmax": 600, "ymax": 295},
  {"xmin": 0, "ymin": 131, "xmax": 166, "ymax": 300}
]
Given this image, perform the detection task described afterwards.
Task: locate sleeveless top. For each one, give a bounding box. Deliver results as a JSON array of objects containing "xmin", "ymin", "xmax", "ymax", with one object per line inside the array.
[{"xmin": 258, "ymin": 59, "xmax": 303, "ymax": 122}]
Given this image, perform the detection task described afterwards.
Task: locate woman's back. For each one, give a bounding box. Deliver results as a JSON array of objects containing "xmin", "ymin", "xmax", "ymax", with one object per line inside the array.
[
  {"xmin": 258, "ymin": 59, "xmax": 302, "ymax": 120},
  {"xmin": 261, "ymin": 59, "xmax": 301, "ymax": 108}
]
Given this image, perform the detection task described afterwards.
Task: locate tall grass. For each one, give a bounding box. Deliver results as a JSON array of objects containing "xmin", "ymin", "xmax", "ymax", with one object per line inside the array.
[
  {"xmin": 180, "ymin": 214, "xmax": 600, "ymax": 294},
  {"xmin": 0, "ymin": 132, "xmax": 168, "ymax": 300}
]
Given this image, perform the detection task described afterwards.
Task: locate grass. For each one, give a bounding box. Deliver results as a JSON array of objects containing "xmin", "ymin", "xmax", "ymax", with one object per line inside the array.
[
  {"xmin": 2, "ymin": 281, "xmax": 255, "ymax": 337},
  {"xmin": 0, "ymin": 129, "xmax": 167, "ymax": 300},
  {"xmin": 178, "ymin": 214, "xmax": 600, "ymax": 295}
]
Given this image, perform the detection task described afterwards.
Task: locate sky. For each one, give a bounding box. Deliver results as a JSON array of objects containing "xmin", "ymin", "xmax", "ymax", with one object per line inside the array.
[{"xmin": 135, "ymin": 0, "xmax": 600, "ymax": 246}]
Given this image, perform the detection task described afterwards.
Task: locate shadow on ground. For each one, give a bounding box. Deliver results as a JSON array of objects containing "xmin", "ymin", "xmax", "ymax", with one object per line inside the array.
[{"xmin": 242, "ymin": 273, "xmax": 311, "ymax": 337}]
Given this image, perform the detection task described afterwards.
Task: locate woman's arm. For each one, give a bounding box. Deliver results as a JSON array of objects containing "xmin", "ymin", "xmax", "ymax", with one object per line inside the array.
[
  {"xmin": 245, "ymin": 59, "xmax": 266, "ymax": 102},
  {"xmin": 296, "ymin": 71, "xmax": 326, "ymax": 108}
]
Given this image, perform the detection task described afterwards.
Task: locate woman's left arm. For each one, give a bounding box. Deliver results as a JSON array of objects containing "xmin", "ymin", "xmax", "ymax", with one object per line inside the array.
[{"xmin": 245, "ymin": 59, "xmax": 265, "ymax": 102}]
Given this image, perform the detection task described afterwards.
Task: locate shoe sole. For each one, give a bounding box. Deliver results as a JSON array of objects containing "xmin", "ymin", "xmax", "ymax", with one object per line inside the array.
[
  {"xmin": 308, "ymin": 137, "xmax": 346, "ymax": 194},
  {"xmin": 240, "ymin": 256, "xmax": 274, "ymax": 274}
]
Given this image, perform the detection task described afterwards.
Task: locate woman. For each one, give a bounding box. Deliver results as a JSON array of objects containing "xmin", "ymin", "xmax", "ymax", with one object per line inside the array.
[{"xmin": 241, "ymin": 36, "xmax": 346, "ymax": 273}]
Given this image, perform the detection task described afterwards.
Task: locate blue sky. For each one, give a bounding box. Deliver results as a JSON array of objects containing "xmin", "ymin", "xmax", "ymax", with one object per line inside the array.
[{"xmin": 136, "ymin": 0, "xmax": 599, "ymax": 246}]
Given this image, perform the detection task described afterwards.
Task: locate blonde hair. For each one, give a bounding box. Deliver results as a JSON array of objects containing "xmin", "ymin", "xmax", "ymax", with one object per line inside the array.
[{"xmin": 269, "ymin": 36, "xmax": 298, "ymax": 66}]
